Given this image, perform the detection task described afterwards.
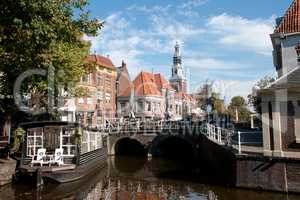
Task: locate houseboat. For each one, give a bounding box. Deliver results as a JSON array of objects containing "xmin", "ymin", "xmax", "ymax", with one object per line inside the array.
[{"xmin": 18, "ymin": 121, "xmax": 107, "ymax": 184}]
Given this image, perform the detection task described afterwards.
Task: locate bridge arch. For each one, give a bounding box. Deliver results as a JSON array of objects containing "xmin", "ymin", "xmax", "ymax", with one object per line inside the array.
[
  {"xmin": 112, "ymin": 137, "xmax": 147, "ymax": 156},
  {"xmin": 150, "ymin": 135, "xmax": 197, "ymax": 162}
]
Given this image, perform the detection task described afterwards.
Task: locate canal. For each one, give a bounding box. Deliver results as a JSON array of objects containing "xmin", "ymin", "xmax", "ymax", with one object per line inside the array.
[{"xmin": 0, "ymin": 156, "xmax": 299, "ymax": 200}]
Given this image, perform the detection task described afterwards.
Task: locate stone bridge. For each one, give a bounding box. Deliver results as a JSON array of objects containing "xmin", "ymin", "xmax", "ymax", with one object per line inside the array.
[{"xmin": 106, "ymin": 126, "xmax": 237, "ymax": 185}]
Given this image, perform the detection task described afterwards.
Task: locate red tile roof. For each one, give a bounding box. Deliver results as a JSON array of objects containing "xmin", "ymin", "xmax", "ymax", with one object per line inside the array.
[
  {"xmin": 117, "ymin": 64, "xmax": 132, "ymax": 97},
  {"xmin": 133, "ymin": 71, "xmax": 161, "ymax": 96},
  {"xmin": 85, "ymin": 55, "xmax": 116, "ymax": 70},
  {"xmin": 275, "ymin": 0, "xmax": 300, "ymax": 34},
  {"xmin": 154, "ymin": 73, "xmax": 173, "ymax": 90},
  {"xmin": 175, "ymin": 92, "xmax": 194, "ymax": 101}
]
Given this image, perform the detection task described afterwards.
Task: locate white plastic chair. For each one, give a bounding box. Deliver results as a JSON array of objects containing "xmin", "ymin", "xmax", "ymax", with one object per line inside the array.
[
  {"xmin": 31, "ymin": 148, "xmax": 47, "ymax": 166},
  {"xmin": 50, "ymin": 148, "xmax": 64, "ymax": 166}
]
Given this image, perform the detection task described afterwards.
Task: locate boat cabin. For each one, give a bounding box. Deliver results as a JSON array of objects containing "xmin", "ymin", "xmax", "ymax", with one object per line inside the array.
[{"xmin": 20, "ymin": 121, "xmax": 105, "ymax": 167}]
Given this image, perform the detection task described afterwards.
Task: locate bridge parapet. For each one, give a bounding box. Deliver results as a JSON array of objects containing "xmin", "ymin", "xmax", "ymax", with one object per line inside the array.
[{"xmin": 204, "ymin": 123, "xmax": 263, "ymax": 155}]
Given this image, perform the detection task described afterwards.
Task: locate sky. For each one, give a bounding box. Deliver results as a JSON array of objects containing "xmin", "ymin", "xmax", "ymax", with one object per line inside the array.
[{"xmin": 84, "ymin": 0, "xmax": 292, "ymax": 103}]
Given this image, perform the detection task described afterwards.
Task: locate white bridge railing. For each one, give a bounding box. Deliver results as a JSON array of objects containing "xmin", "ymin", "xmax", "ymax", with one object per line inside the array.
[
  {"xmin": 205, "ymin": 123, "xmax": 233, "ymax": 146},
  {"xmin": 105, "ymin": 119, "xmax": 262, "ymax": 155}
]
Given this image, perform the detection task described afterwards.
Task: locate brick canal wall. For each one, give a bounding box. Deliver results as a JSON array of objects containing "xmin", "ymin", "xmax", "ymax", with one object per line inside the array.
[
  {"xmin": 236, "ymin": 155, "xmax": 300, "ymax": 193},
  {"xmin": 0, "ymin": 159, "xmax": 16, "ymax": 186}
]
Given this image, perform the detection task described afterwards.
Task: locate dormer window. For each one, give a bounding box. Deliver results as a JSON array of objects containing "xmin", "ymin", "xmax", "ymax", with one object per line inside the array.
[{"xmin": 295, "ymin": 44, "xmax": 300, "ymax": 62}]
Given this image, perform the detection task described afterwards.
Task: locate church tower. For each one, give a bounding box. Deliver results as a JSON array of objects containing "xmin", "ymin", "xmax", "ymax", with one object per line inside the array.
[{"xmin": 169, "ymin": 42, "xmax": 187, "ymax": 93}]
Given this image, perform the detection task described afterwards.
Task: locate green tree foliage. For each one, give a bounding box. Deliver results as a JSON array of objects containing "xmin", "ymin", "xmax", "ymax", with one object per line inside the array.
[
  {"xmin": 248, "ymin": 76, "xmax": 276, "ymax": 113},
  {"xmin": 0, "ymin": 0, "xmax": 103, "ymax": 130},
  {"xmin": 228, "ymin": 96, "xmax": 251, "ymax": 122}
]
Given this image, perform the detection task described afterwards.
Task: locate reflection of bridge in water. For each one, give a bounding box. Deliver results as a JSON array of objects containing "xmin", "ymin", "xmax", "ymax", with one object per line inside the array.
[{"xmin": 2, "ymin": 156, "xmax": 299, "ymax": 200}]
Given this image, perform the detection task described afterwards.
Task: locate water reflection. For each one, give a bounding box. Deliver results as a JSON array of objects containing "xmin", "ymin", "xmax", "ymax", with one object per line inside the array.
[{"xmin": 0, "ymin": 157, "xmax": 299, "ymax": 200}]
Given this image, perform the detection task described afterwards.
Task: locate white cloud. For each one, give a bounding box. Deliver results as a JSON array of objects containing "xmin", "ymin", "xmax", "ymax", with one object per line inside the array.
[
  {"xmin": 180, "ymin": 0, "xmax": 209, "ymax": 10},
  {"xmin": 184, "ymin": 57, "xmax": 243, "ymax": 70},
  {"xmin": 127, "ymin": 4, "xmax": 171, "ymax": 14},
  {"xmin": 151, "ymin": 15, "xmax": 204, "ymax": 41},
  {"xmin": 207, "ymin": 13, "xmax": 274, "ymax": 56},
  {"xmin": 178, "ymin": 0, "xmax": 208, "ymax": 17}
]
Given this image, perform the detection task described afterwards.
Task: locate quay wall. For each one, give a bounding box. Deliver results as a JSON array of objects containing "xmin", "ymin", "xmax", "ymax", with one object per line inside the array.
[
  {"xmin": 0, "ymin": 158, "xmax": 16, "ymax": 186},
  {"xmin": 236, "ymin": 155, "xmax": 300, "ymax": 193}
]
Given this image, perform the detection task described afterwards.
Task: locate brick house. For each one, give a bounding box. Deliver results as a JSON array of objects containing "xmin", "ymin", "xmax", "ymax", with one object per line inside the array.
[
  {"xmin": 75, "ymin": 55, "xmax": 117, "ymax": 128},
  {"xmin": 259, "ymin": 0, "xmax": 300, "ymax": 158}
]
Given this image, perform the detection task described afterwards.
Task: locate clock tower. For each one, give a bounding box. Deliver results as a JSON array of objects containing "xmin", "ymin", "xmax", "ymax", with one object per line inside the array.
[{"xmin": 169, "ymin": 42, "xmax": 187, "ymax": 93}]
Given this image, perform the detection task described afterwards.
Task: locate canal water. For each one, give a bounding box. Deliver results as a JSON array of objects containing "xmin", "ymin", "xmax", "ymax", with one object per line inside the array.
[{"xmin": 0, "ymin": 156, "xmax": 299, "ymax": 200}]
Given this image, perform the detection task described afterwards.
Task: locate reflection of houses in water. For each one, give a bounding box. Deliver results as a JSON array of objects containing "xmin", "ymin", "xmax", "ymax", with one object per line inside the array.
[{"xmin": 80, "ymin": 177, "xmax": 218, "ymax": 200}]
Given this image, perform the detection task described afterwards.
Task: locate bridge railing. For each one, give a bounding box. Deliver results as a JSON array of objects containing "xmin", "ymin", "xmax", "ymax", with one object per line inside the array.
[
  {"xmin": 108, "ymin": 119, "xmax": 205, "ymax": 136},
  {"xmin": 205, "ymin": 123, "xmax": 263, "ymax": 154},
  {"xmin": 205, "ymin": 123, "xmax": 233, "ymax": 145}
]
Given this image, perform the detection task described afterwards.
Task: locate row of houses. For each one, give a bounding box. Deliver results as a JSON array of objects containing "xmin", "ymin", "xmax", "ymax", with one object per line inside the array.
[{"xmin": 60, "ymin": 43, "xmax": 198, "ymax": 128}]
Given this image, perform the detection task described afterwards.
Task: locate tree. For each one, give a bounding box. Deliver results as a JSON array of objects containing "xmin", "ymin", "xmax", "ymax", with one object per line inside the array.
[
  {"xmin": 228, "ymin": 96, "xmax": 251, "ymax": 122},
  {"xmin": 248, "ymin": 76, "xmax": 276, "ymax": 113},
  {"xmin": 0, "ymin": 0, "xmax": 103, "ymax": 135},
  {"xmin": 196, "ymin": 83, "xmax": 226, "ymax": 115}
]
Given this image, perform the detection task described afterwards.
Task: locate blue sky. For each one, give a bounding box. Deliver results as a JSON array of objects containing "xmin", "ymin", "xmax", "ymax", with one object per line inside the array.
[{"xmin": 84, "ymin": 0, "xmax": 292, "ymax": 102}]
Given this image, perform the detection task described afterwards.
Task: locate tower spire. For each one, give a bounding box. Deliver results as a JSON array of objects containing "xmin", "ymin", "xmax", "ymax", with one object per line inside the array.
[{"xmin": 173, "ymin": 42, "xmax": 181, "ymax": 66}]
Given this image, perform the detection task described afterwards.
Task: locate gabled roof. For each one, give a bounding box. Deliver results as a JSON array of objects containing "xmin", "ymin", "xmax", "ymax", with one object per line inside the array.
[
  {"xmin": 275, "ymin": 0, "xmax": 300, "ymax": 34},
  {"xmin": 117, "ymin": 64, "xmax": 133, "ymax": 97},
  {"xmin": 85, "ymin": 55, "xmax": 116, "ymax": 70},
  {"xmin": 154, "ymin": 73, "xmax": 173, "ymax": 90},
  {"xmin": 133, "ymin": 71, "xmax": 161, "ymax": 97}
]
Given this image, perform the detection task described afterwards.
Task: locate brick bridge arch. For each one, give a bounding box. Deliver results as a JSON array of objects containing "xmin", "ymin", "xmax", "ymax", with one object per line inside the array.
[
  {"xmin": 107, "ymin": 133, "xmax": 155, "ymax": 156},
  {"xmin": 107, "ymin": 132, "xmax": 236, "ymax": 184},
  {"xmin": 149, "ymin": 134, "xmax": 198, "ymax": 158}
]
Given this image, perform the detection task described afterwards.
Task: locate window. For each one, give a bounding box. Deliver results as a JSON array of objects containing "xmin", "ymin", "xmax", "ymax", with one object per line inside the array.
[
  {"xmin": 121, "ymin": 103, "xmax": 126, "ymax": 112},
  {"xmin": 82, "ymin": 74, "xmax": 91, "ymax": 84},
  {"xmin": 105, "ymin": 93, "xmax": 111, "ymax": 103},
  {"xmin": 97, "ymin": 75, "xmax": 102, "ymax": 85},
  {"xmin": 138, "ymin": 101, "xmax": 144, "ymax": 112},
  {"xmin": 87, "ymin": 112, "xmax": 94, "ymax": 126},
  {"xmin": 146, "ymin": 102, "xmax": 151, "ymax": 111},
  {"xmin": 105, "ymin": 77, "xmax": 111, "ymax": 88},
  {"xmin": 61, "ymin": 129, "xmax": 76, "ymax": 156},
  {"xmin": 76, "ymin": 112, "xmax": 85, "ymax": 124},
  {"xmin": 97, "ymin": 91, "xmax": 103, "ymax": 100},
  {"xmin": 87, "ymin": 98, "xmax": 94, "ymax": 104},
  {"xmin": 26, "ymin": 128, "xmax": 43, "ymax": 157},
  {"xmin": 78, "ymin": 98, "xmax": 84, "ymax": 104}
]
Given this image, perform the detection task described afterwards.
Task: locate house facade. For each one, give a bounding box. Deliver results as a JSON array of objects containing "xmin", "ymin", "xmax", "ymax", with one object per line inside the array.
[
  {"xmin": 61, "ymin": 55, "xmax": 117, "ymax": 128},
  {"xmin": 259, "ymin": 0, "xmax": 300, "ymax": 158}
]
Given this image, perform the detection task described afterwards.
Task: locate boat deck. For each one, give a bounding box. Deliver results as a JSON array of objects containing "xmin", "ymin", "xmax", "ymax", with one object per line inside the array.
[{"xmin": 20, "ymin": 164, "xmax": 76, "ymax": 173}]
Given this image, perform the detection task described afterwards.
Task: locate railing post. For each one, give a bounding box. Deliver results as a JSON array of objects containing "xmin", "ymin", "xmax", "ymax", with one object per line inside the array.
[
  {"xmin": 218, "ymin": 128, "xmax": 221, "ymax": 143},
  {"xmin": 238, "ymin": 131, "xmax": 241, "ymax": 154},
  {"xmin": 207, "ymin": 123, "xmax": 210, "ymax": 138}
]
